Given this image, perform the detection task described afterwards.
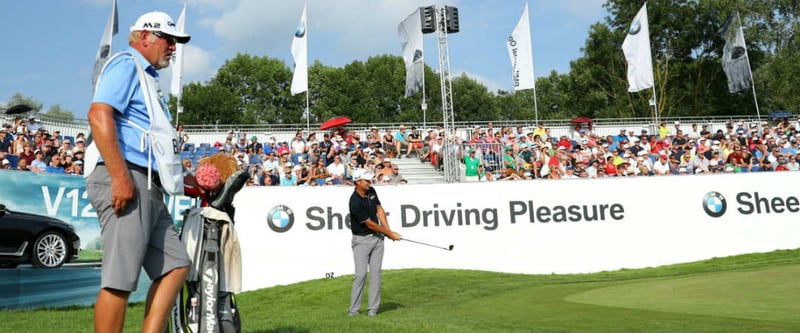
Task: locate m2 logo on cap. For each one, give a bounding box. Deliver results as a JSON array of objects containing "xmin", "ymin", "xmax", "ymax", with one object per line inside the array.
[{"xmin": 143, "ymin": 22, "xmax": 161, "ymax": 29}]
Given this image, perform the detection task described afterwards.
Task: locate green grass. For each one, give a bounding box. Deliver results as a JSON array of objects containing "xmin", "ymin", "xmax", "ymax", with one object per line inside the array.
[
  {"xmin": 76, "ymin": 249, "xmax": 102, "ymax": 262},
  {"xmin": 2, "ymin": 249, "xmax": 799, "ymax": 333}
]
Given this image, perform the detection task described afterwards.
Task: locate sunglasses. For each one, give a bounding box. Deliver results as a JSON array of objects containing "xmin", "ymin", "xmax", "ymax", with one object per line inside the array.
[{"xmin": 151, "ymin": 31, "xmax": 177, "ymax": 45}]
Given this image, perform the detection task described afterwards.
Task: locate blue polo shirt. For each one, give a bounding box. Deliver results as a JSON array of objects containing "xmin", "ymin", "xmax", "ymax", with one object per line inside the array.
[{"xmin": 92, "ymin": 48, "xmax": 172, "ymax": 171}]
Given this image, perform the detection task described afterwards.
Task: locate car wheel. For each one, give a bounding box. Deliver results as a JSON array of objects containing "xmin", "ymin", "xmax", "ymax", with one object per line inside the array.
[{"xmin": 32, "ymin": 231, "xmax": 69, "ymax": 268}]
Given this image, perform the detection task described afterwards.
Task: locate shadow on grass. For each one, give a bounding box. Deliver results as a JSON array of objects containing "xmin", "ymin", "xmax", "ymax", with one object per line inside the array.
[
  {"xmin": 250, "ymin": 327, "xmax": 309, "ymax": 333},
  {"xmin": 380, "ymin": 302, "xmax": 404, "ymax": 313}
]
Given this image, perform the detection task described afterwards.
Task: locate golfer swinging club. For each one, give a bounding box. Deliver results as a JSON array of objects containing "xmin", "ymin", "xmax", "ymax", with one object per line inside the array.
[{"xmin": 348, "ymin": 169, "xmax": 401, "ymax": 317}]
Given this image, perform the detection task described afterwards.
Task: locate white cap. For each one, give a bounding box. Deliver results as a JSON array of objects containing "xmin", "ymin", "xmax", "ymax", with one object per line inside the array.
[
  {"xmin": 352, "ymin": 169, "xmax": 374, "ymax": 182},
  {"xmin": 383, "ymin": 158, "xmax": 391, "ymax": 162},
  {"xmin": 1, "ymin": 159, "xmax": 8, "ymax": 165},
  {"xmin": 130, "ymin": 11, "xmax": 191, "ymax": 43},
  {"xmin": 674, "ymin": 121, "xmax": 680, "ymax": 125},
  {"xmin": 637, "ymin": 150, "xmax": 647, "ymax": 156}
]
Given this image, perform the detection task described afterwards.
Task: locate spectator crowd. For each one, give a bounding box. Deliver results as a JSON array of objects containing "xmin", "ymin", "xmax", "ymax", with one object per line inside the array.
[
  {"xmin": 0, "ymin": 115, "xmax": 86, "ymax": 175},
  {"xmin": 180, "ymin": 128, "xmax": 410, "ymax": 187},
  {"xmin": 461, "ymin": 119, "xmax": 800, "ymax": 181},
  {"xmin": 4, "ymin": 115, "xmax": 800, "ymax": 186}
]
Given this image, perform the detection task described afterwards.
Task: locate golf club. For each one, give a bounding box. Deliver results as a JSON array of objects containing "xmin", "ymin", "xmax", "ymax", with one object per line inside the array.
[{"xmin": 401, "ymin": 238, "xmax": 454, "ymax": 251}]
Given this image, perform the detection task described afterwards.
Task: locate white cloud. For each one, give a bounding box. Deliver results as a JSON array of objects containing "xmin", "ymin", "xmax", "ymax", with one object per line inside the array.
[
  {"xmin": 551, "ymin": 0, "xmax": 606, "ymax": 20},
  {"xmin": 182, "ymin": 44, "xmax": 216, "ymax": 84},
  {"xmin": 203, "ymin": 0, "xmax": 464, "ymax": 66},
  {"xmin": 455, "ymin": 70, "xmax": 508, "ymax": 94}
]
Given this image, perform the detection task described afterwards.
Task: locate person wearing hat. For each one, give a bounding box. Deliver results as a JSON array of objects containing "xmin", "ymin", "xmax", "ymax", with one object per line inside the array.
[
  {"xmin": 613, "ymin": 129, "xmax": 628, "ymax": 144},
  {"xmin": 0, "ymin": 127, "xmax": 11, "ymax": 154},
  {"xmin": 464, "ymin": 147, "xmax": 482, "ymax": 182},
  {"xmin": 247, "ymin": 135, "xmax": 262, "ymax": 153},
  {"xmin": 85, "ymin": 10, "xmax": 192, "ymax": 333},
  {"xmin": 348, "ymin": 169, "xmax": 401, "ymax": 317},
  {"xmin": 67, "ymin": 160, "xmax": 84, "ymax": 175},
  {"xmin": 26, "ymin": 116, "xmax": 41, "ymax": 133}
]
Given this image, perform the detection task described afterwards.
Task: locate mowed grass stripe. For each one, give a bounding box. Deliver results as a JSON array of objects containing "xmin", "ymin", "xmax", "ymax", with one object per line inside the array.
[
  {"xmin": 564, "ymin": 264, "xmax": 800, "ymax": 323},
  {"xmin": 1, "ymin": 249, "xmax": 799, "ymax": 332}
]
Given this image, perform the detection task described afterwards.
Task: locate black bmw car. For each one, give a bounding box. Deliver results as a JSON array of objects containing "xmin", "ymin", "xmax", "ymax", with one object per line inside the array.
[{"xmin": 0, "ymin": 204, "xmax": 80, "ymax": 268}]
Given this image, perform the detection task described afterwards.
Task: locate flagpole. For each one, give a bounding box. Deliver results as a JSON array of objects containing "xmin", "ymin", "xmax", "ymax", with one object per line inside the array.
[
  {"xmin": 651, "ymin": 85, "xmax": 658, "ymax": 124},
  {"xmin": 529, "ymin": 1, "xmax": 538, "ymax": 125},
  {"xmin": 172, "ymin": 4, "xmax": 187, "ymax": 127},
  {"xmin": 306, "ymin": 91, "xmax": 310, "ymax": 132},
  {"xmin": 738, "ymin": 11, "xmax": 761, "ymax": 122},
  {"xmin": 305, "ymin": 1, "xmax": 310, "ymax": 132},
  {"xmin": 422, "ymin": 65, "xmax": 427, "ymax": 128}
]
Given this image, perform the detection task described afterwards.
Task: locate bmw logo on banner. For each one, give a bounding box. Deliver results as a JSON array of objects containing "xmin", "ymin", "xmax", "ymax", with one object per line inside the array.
[
  {"xmin": 703, "ymin": 192, "xmax": 727, "ymax": 218},
  {"xmin": 628, "ymin": 20, "xmax": 641, "ymax": 35},
  {"xmin": 267, "ymin": 205, "xmax": 295, "ymax": 232}
]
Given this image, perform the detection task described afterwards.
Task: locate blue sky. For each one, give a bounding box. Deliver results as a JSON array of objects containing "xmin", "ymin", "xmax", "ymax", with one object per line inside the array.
[{"xmin": 0, "ymin": 0, "xmax": 607, "ymax": 119}]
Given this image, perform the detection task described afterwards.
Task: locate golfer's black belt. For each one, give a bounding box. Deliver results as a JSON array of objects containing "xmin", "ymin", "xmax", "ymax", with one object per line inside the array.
[{"xmin": 97, "ymin": 161, "xmax": 162, "ymax": 188}]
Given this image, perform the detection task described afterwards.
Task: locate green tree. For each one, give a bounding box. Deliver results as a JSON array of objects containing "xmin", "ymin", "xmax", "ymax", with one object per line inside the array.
[
  {"xmin": 450, "ymin": 73, "xmax": 497, "ymax": 122},
  {"xmin": 44, "ymin": 104, "xmax": 75, "ymax": 122},
  {"xmin": 177, "ymin": 82, "xmax": 240, "ymax": 125},
  {"xmin": 6, "ymin": 93, "xmax": 43, "ymax": 113}
]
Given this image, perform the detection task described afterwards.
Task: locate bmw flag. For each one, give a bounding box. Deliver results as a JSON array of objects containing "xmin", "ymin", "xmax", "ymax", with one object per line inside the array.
[
  {"xmin": 291, "ymin": 4, "xmax": 308, "ymax": 95},
  {"xmin": 92, "ymin": 0, "xmax": 118, "ymax": 90},
  {"xmin": 507, "ymin": 2, "xmax": 536, "ymax": 91},
  {"xmin": 399, "ymin": 8, "xmax": 425, "ymax": 97},
  {"xmin": 721, "ymin": 13, "xmax": 752, "ymax": 93},
  {"xmin": 621, "ymin": 3, "xmax": 654, "ymax": 93}
]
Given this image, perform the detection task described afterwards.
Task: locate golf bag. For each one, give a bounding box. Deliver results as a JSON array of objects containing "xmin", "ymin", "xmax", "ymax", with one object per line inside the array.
[{"xmin": 170, "ymin": 170, "xmax": 249, "ymax": 333}]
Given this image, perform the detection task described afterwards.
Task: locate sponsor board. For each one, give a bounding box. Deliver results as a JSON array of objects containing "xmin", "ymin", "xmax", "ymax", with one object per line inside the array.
[
  {"xmin": 0, "ymin": 171, "xmax": 196, "ymax": 249},
  {"xmin": 233, "ymin": 173, "xmax": 800, "ymax": 291}
]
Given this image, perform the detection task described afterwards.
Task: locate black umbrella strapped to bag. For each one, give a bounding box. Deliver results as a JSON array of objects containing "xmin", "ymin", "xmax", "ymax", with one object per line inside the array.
[{"xmin": 3, "ymin": 104, "xmax": 33, "ymax": 115}]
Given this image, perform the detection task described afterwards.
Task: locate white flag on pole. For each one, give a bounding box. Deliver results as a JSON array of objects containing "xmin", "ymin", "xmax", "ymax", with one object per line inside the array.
[
  {"xmin": 170, "ymin": 4, "xmax": 187, "ymax": 99},
  {"xmin": 291, "ymin": 4, "xmax": 308, "ymax": 95},
  {"xmin": 399, "ymin": 8, "xmax": 425, "ymax": 97},
  {"xmin": 721, "ymin": 13, "xmax": 752, "ymax": 93},
  {"xmin": 621, "ymin": 3, "xmax": 654, "ymax": 92},
  {"xmin": 507, "ymin": 2, "xmax": 535, "ymax": 91},
  {"xmin": 92, "ymin": 0, "xmax": 118, "ymax": 90}
]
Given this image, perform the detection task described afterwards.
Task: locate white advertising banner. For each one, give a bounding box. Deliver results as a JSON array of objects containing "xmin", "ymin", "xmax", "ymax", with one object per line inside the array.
[{"xmin": 233, "ymin": 172, "xmax": 800, "ymax": 291}]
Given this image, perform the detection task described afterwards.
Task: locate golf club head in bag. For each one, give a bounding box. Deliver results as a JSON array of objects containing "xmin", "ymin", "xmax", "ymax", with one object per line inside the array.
[{"xmin": 210, "ymin": 170, "xmax": 250, "ymax": 215}]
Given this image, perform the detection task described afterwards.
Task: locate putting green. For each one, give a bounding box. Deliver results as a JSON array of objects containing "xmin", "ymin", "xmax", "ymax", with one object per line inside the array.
[{"xmin": 565, "ymin": 264, "xmax": 800, "ymax": 323}]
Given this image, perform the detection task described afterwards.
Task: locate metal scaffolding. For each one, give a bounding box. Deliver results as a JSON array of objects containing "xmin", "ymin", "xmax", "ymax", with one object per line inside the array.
[{"xmin": 434, "ymin": 5, "xmax": 460, "ymax": 183}]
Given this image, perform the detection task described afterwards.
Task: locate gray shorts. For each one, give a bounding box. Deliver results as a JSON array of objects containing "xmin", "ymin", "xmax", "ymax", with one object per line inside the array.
[{"xmin": 87, "ymin": 164, "xmax": 190, "ymax": 292}]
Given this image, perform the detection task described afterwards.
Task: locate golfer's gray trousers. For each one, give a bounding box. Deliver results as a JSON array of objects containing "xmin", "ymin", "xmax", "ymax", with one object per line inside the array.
[{"xmin": 349, "ymin": 234, "xmax": 384, "ymax": 315}]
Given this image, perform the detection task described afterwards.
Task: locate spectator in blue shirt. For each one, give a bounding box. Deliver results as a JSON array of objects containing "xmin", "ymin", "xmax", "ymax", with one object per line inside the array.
[{"xmin": 44, "ymin": 155, "xmax": 65, "ymax": 174}]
